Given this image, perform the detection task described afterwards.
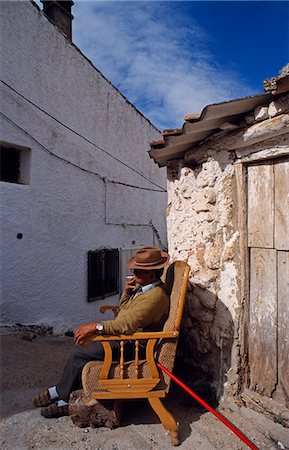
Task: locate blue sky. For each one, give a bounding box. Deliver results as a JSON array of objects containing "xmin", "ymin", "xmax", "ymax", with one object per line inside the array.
[{"xmin": 37, "ymin": 0, "xmax": 289, "ymax": 130}]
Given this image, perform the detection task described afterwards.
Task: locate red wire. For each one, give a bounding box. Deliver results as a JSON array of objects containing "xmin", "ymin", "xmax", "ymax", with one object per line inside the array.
[{"xmin": 158, "ymin": 363, "xmax": 259, "ymax": 450}]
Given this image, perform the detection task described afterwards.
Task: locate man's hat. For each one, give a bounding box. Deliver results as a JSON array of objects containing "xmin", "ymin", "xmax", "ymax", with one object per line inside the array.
[{"xmin": 127, "ymin": 246, "xmax": 169, "ymax": 270}]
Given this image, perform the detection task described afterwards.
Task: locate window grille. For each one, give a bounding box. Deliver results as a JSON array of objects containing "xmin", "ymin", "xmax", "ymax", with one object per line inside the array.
[{"xmin": 87, "ymin": 248, "xmax": 119, "ymax": 301}]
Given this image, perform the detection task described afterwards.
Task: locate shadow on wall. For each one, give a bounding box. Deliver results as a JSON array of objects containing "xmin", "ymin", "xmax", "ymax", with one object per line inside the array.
[{"xmin": 174, "ymin": 282, "xmax": 234, "ymax": 406}]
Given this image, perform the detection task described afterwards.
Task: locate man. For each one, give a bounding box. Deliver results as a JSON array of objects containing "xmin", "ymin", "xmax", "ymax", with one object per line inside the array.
[{"xmin": 32, "ymin": 246, "xmax": 170, "ymax": 418}]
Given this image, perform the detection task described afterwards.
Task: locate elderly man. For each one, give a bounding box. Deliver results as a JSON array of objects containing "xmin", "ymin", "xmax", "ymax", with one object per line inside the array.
[{"xmin": 33, "ymin": 246, "xmax": 170, "ymax": 418}]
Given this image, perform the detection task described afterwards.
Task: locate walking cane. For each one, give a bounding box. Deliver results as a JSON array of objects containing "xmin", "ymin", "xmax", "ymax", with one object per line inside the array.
[{"xmin": 158, "ymin": 363, "xmax": 259, "ymax": 450}]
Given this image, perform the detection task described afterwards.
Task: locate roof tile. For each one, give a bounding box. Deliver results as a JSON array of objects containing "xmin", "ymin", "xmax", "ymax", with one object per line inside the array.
[
  {"xmin": 184, "ymin": 113, "xmax": 201, "ymax": 122},
  {"xmin": 162, "ymin": 128, "xmax": 182, "ymax": 136},
  {"xmin": 150, "ymin": 139, "xmax": 165, "ymax": 149}
]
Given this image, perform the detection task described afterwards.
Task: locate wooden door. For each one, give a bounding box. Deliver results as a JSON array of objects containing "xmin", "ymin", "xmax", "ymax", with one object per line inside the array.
[{"xmin": 247, "ymin": 158, "xmax": 289, "ymax": 408}]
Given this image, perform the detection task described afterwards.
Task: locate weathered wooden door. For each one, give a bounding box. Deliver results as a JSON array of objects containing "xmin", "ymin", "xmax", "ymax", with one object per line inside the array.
[{"xmin": 247, "ymin": 157, "xmax": 289, "ymax": 409}]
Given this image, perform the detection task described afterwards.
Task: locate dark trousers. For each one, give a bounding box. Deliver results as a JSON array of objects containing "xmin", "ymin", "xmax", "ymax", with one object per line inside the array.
[{"xmin": 56, "ymin": 341, "xmax": 133, "ymax": 402}]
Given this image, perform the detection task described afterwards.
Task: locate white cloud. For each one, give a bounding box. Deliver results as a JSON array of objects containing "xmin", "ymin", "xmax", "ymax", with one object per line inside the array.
[{"xmin": 72, "ymin": 1, "xmax": 254, "ymax": 129}]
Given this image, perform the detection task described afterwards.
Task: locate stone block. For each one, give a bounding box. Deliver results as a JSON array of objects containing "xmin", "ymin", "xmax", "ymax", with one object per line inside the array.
[
  {"xmin": 182, "ymin": 189, "xmax": 191, "ymax": 199},
  {"xmin": 254, "ymin": 105, "xmax": 269, "ymax": 122},
  {"xmin": 204, "ymin": 188, "xmax": 216, "ymax": 204},
  {"xmin": 226, "ymin": 367, "xmax": 239, "ymax": 385},
  {"xmin": 268, "ymin": 94, "xmax": 289, "ymax": 117},
  {"xmin": 197, "ymin": 211, "xmax": 213, "ymax": 223},
  {"xmin": 195, "ymin": 201, "xmax": 211, "ymax": 213}
]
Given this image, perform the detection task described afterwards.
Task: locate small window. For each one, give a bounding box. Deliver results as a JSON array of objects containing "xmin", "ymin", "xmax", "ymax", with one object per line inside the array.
[
  {"xmin": 0, "ymin": 143, "xmax": 31, "ymax": 185},
  {"xmin": 88, "ymin": 248, "xmax": 119, "ymax": 301}
]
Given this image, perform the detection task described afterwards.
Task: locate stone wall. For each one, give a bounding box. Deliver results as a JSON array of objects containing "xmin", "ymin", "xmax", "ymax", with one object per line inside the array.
[
  {"xmin": 167, "ymin": 93, "xmax": 289, "ymax": 400},
  {"xmin": 167, "ymin": 153, "xmax": 237, "ymax": 399}
]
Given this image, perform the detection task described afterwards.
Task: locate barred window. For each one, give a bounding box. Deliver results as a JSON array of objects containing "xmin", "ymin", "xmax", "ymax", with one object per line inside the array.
[{"xmin": 87, "ymin": 248, "xmax": 119, "ymax": 301}]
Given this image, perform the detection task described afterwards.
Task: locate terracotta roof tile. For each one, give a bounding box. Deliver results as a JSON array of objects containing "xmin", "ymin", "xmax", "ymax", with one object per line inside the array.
[
  {"xmin": 162, "ymin": 128, "xmax": 182, "ymax": 136},
  {"xmin": 149, "ymin": 68, "xmax": 289, "ymax": 167},
  {"xmin": 263, "ymin": 73, "xmax": 289, "ymax": 95},
  {"xmin": 149, "ymin": 92, "xmax": 274, "ymax": 166},
  {"xmin": 184, "ymin": 113, "xmax": 201, "ymax": 122},
  {"xmin": 150, "ymin": 139, "xmax": 165, "ymax": 149}
]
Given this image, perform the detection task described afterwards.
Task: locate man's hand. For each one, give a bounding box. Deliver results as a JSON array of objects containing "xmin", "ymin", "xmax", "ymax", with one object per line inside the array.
[
  {"xmin": 74, "ymin": 322, "xmax": 98, "ymax": 345},
  {"xmin": 125, "ymin": 276, "xmax": 136, "ymax": 294}
]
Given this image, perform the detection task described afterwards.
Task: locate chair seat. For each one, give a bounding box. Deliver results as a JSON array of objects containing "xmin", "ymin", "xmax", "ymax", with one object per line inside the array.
[{"xmin": 82, "ymin": 359, "xmax": 168, "ymax": 395}]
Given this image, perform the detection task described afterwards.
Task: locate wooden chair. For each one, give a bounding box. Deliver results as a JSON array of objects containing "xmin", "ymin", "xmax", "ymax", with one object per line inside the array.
[{"xmin": 81, "ymin": 260, "xmax": 190, "ymax": 446}]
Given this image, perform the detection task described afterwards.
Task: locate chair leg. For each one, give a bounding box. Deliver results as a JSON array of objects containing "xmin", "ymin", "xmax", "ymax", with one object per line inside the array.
[
  {"xmin": 148, "ymin": 398, "xmax": 180, "ymax": 446},
  {"xmin": 113, "ymin": 400, "xmax": 124, "ymax": 425}
]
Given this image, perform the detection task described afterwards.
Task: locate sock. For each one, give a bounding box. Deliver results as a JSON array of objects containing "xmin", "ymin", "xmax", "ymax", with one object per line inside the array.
[
  {"xmin": 57, "ymin": 399, "xmax": 69, "ymax": 407},
  {"xmin": 48, "ymin": 386, "xmax": 59, "ymax": 400}
]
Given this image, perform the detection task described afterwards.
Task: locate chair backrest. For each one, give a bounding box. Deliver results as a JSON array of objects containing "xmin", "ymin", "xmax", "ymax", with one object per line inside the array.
[
  {"xmin": 163, "ymin": 260, "xmax": 190, "ymax": 332},
  {"xmin": 158, "ymin": 260, "xmax": 190, "ymax": 391}
]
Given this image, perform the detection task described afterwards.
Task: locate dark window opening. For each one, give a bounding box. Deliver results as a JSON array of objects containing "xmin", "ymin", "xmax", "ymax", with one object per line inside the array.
[
  {"xmin": 88, "ymin": 248, "xmax": 119, "ymax": 301},
  {"xmin": 0, "ymin": 143, "xmax": 30, "ymax": 185},
  {"xmin": 0, "ymin": 147, "xmax": 20, "ymax": 183}
]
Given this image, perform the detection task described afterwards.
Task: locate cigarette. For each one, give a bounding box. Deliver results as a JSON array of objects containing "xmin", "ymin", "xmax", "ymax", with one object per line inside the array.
[{"xmin": 126, "ymin": 275, "xmax": 134, "ymax": 280}]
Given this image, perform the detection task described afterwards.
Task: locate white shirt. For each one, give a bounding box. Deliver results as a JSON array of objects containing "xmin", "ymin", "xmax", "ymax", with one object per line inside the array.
[{"xmin": 133, "ymin": 280, "xmax": 161, "ymax": 298}]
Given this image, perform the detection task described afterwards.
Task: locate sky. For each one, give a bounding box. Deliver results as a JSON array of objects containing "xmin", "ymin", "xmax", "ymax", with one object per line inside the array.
[{"xmin": 37, "ymin": 0, "xmax": 289, "ymax": 130}]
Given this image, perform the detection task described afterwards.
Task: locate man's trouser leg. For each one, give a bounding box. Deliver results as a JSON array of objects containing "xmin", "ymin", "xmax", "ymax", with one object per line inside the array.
[{"xmin": 56, "ymin": 341, "xmax": 121, "ymax": 402}]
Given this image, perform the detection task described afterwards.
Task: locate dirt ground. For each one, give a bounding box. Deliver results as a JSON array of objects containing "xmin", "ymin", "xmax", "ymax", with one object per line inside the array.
[{"xmin": 1, "ymin": 333, "xmax": 288, "ymax": 450}]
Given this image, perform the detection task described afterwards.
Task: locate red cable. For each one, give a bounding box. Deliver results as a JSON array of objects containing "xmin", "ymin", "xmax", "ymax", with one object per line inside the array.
[{"xmin": 158, "ymin": 362, "xmax": 259, "ymax": 450}]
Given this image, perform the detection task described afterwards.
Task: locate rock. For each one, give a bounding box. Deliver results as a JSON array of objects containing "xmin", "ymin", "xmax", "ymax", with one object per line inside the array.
[
  {"xmin": 182, "ymin": 189, "xmax": 191, "ymax": 199},
  {"xmin": 69, "ymin": 390, "xmax": 123, "ymax": 429},
  {"xmin": 268, "ymin": 95, "xmax": 289, "ymax": 117},
  {"xmin": 254, "ymin": 105, "xmax": 269, "ymax": 122},
  {"xmin": 205, "ymin": 188, "xmax": 216, "ymax": 204},
  {"xmin": 16, "ymin": 331, "xmax": 36, "ymax": 341},
  {"xmin": 269, "ymin": 428, "xmax": 289, "ymax": 449},
  {"xmin": 226, "ymin": 368, "xmax": 239, "ymax": 385},
  {"xmin": 195, "ymin": 202, "xmax": 211, "ymax": 213}
]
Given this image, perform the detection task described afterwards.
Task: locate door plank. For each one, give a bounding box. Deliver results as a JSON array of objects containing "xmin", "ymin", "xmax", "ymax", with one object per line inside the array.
[
  {"xmin": 249, "ymin": 248, "xmax": 277, "ymax": 396},
  {"xmin": 278, "ymin": 251, "xmax": 289, "ymax": 406},
  {"xmin": 248, "ymin": 164, "xmax": 274, "ymax": 248},
  {"xmin": 275, "ymin": 160, "xmax": 289, "ymax": 251}
]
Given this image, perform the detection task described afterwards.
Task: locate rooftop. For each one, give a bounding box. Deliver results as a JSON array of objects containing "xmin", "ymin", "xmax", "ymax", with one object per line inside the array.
[{"xmin": 149, "ymin": 68, "xmax": 289, "ymax": 167}]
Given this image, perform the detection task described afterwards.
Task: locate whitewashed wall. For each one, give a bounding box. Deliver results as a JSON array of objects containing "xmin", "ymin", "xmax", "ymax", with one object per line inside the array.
[{"xmin": 0, "ymin": 1, "xmax": 167, "ymax": 333}]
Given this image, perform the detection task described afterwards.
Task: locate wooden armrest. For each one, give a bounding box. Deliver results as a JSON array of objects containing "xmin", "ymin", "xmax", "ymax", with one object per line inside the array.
[
  {"xmin": 83, "ymin": 330, "xmax": 179, "ymax": 390},
  {"xmin": 99, "ymin": 305, "xmax": 120, "ymax": 317},
  {"xmin": 84, "ymin": 330, "xmax": 179, "ymax": 345}
]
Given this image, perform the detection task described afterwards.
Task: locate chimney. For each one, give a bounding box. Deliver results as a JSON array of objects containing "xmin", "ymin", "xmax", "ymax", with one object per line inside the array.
[{"xmin": 41, "ymin": 1, "xmax": 74, "ymax": 41}]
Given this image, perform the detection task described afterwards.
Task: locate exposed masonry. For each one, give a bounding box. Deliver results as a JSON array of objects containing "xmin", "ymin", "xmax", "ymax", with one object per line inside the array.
[{"xmin": 167, "ymin": 93, "xmax": 289, "ymax": 400}]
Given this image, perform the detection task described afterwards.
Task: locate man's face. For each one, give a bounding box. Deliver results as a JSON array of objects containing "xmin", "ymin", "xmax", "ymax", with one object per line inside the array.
[{"xmin": 133, "ymin": 269, "xmax": 157, "ymax": 286}]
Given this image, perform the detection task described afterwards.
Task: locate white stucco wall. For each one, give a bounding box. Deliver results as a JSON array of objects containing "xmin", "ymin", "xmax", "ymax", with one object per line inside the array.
[{"xmin": 0, "ymin": 1, "xmax": 167, "ymax": 333}]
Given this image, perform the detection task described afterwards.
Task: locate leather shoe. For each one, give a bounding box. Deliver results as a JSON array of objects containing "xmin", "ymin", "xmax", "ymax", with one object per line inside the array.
[
  {"xmin": 41, "ymin": 403, "xmax": 69, "ymax": 418},
  {"xmin": 32, "ymin": 389, "xmax": 55, "ymax": 407}
]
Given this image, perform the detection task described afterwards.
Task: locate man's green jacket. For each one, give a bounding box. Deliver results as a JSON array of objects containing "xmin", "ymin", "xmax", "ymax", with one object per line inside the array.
[{"xmin": 102, "ymin": 283, "xmax": 169, "ymax": 335}]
